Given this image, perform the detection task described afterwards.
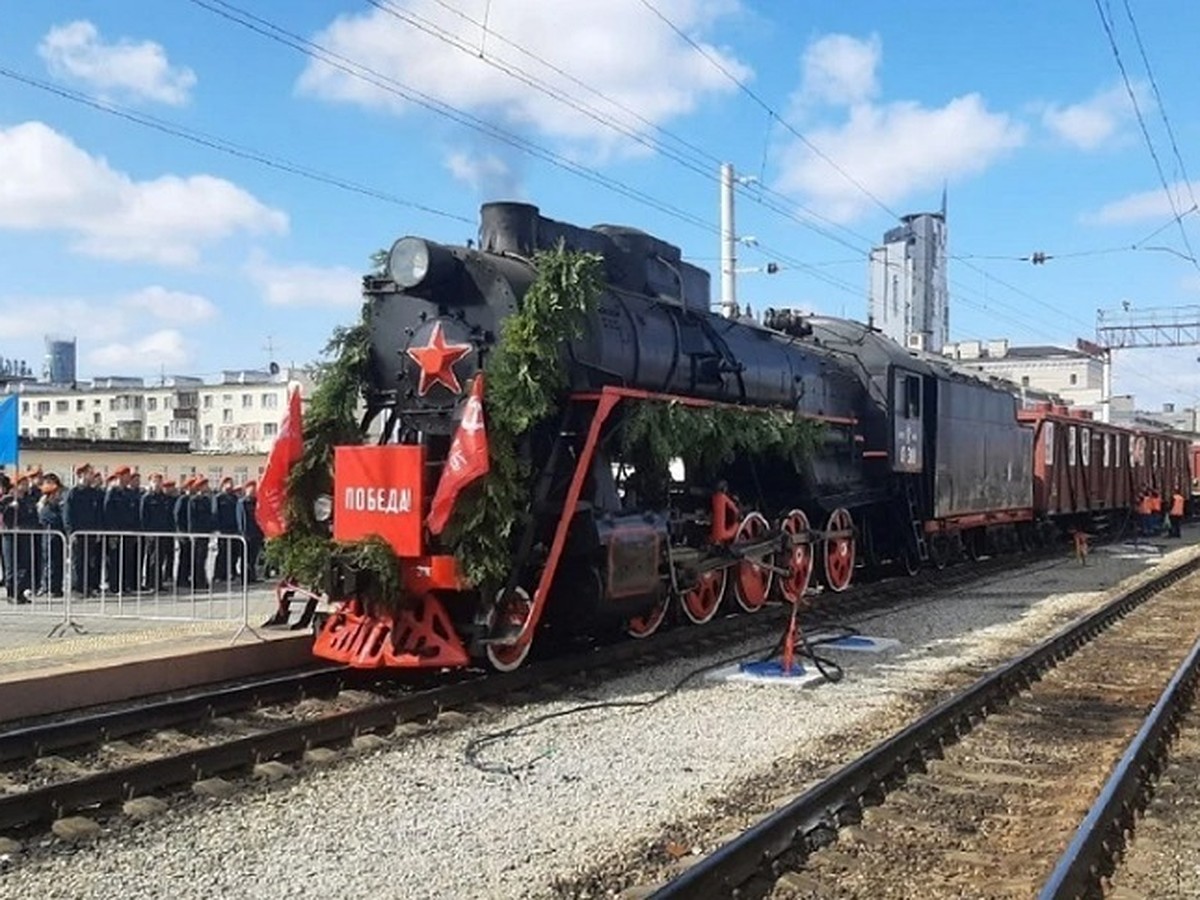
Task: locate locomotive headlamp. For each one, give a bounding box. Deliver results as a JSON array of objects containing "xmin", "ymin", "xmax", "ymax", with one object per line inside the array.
[
  {"xmin": 387, "ymin": 237, "xmax": 459, "ymax": 290},
  {"xmin": 387, "ymin": 237, "xmax": 430, "ymax": 288}
]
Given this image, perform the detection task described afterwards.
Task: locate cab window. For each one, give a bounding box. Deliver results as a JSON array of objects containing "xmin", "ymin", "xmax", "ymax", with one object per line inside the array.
[{"xmin": 904, "ymin": 375, "xmax": 921, "ymax": 419}]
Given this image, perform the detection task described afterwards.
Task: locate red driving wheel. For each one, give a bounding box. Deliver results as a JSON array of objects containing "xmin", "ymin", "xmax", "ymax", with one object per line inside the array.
[
  {"xmin": 485, "ymin": 587, "xmax": 534, "ymax": 672},
  {"xmin": 822, "ymin": 507, "xmax": 855, "ymax": 593},
  {"xmin": 625, "ymin": 590, "xmax": 670, "ymax": 639},
  {"xmin": 733, "ymin": 512, "xmax": 774, "ymax": 612},
  {"xmin": 681, "ymin": 569, "xmax": 726, "ymax": 624},
  {"xmin": 778, "ymin": 509, "xmax": 813, "ymax": 605}
]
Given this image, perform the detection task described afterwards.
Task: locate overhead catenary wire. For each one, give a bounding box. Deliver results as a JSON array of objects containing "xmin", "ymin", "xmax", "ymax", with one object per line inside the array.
[
  {"xmin": 18, "ymin": 0, "xmax": 1189, "ymax": 405},
  {"xmin": 0, "ymin": 65, "xmax": 475, "ymax": 226},
  {"xmin": 1119, "ymin": 0, "xmax": 1199, "ymax": 212},
  {"xmin": 635, "ymin": 0, "xmax": 903, "ymax": 223},
  {"xmin": 189, "ymin": 0, "xmax": 889, "ymax": 300},
  {"xmin": 363, "ymin": 0, "xmax": 876, "ymax": 261},
  {"xmin": 186, "ymin": 0, "xmax": 719, "ymax": 233},
  {"xmin": 1093, "ymin": 0, "xmax": 1200, "ymax": 273},
  {"xmin": 629, "ymin": 0, "xmax": 1193, "ymax": 399},
  {"xmin": 412, "ymin": 0, "xmax": 725, "ymax": 170},
  {"xmin": 366, "ymin": 0, "xmax": 721, "ymax": 177},
  {"xmin": 186, "ymin": 0, "xmax": 1127, "ymax": 333}
]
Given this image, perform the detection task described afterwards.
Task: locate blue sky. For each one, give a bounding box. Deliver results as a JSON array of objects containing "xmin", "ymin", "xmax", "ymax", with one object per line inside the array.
[{"xmin": 2, "ymin": 1, "xmax": 1199, "ymax": 409}]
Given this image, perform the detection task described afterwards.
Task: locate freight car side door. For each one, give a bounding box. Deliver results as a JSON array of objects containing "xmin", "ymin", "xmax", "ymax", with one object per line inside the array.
[{"xmin": 890, "ymin": 369, "xmax": 924, "ymax": 474}]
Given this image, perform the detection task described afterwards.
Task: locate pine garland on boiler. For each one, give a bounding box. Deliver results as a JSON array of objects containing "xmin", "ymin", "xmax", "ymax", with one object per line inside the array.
[
  {"xmin": 441, "ymin": 242, "xmax": 605, "ymax": 589},
  {"xmin": 620, "ymin": 400, "xmax": 823, "ymax": 487}
]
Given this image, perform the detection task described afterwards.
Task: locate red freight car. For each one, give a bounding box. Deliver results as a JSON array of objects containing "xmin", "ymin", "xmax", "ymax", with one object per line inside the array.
[
  {"xmin": 1018, "ymin": 403, "xmax": 1190, "ymax": 523},
  {"xmin": 1190, "ymin": 442, "xmax": 1200, "ymax": 499}
]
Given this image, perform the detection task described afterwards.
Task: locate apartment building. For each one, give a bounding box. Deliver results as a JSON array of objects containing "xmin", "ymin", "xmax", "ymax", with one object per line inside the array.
[{"xmin": 7, "ymin": 368, "xmax": 309, "ymax": 454}]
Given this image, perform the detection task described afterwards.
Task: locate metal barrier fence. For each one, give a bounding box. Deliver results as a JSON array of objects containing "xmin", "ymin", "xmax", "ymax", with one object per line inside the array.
[
  {"xmin": 0, "ymin": 528, "xmax": 70, "ymax": 629},
  {"xmin": 1, "ymin": 527, "xmax": 255, "ymax": 637}
]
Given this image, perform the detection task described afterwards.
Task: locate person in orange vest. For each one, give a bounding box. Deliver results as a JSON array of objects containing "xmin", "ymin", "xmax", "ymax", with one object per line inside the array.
[
  {"xmin": 1136, "ymin": 489, "xmax": 1153, "ymax": 537},
  {"xmin": 1170, "ymin": 487, "xmax": 1186, "ymax": 538},
  {"xmin": 1150, "ymin": 490, "xmax": 1164, "ymax": 536}
]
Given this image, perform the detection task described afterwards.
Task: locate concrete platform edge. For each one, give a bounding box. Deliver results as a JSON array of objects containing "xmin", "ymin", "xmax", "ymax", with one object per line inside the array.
[{"xmin": 0, "ymin": 633, "xmax": 314, "ymax": 724}]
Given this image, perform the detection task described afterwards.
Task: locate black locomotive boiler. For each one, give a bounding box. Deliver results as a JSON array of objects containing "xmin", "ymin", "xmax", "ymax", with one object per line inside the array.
[{"xmin": 309, "ymin": 203, "xmax": 1042, "ymax": 671}]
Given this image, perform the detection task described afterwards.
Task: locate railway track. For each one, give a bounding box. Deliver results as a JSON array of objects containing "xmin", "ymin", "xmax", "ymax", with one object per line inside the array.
[
  {"xmin": 0, "ymin": 665, "xmax": 354, "ymax": 766},
  {"xmin": 642, "ymin": 552, "xmax": 1200, "ymax": 900},
  {"xmin": 1041, "ymin": 621, "xmax": 1200, "ymax": 899},
  {"xmin": 0, "ymin": 595, "xmax": 789, "ymax": 839},
  {"xmin": 0, "ymin": 545, "xmax": 1051, "ymax": 845}
]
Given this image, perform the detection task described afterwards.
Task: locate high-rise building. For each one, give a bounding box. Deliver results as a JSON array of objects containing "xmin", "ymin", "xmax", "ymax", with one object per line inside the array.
[
  {"xmin": 868, "ymin": 201, "xmax": 949, "ymax": 354},
  {"xmin": 44, "ymin": 336, "xmax": 77, "ymax": 386}
]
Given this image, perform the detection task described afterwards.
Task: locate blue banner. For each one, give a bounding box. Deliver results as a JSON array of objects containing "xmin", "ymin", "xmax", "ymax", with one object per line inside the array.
[{"xmin": 0, "ymin": 395, "xmax": 18, "ymax": 468}]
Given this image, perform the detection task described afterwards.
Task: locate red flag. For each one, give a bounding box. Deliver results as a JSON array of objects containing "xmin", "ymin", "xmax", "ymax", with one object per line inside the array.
[
  {"xmin": 257, "ymin": 386, "xmax": 304, "ymax": 539},
  {"xmin": 427, "ymin": 375, "xmax": 489, "ymax": 535}
]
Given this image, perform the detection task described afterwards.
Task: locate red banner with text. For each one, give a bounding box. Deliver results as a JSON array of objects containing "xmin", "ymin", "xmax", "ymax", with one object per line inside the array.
[{"xmin": 333, "ymin": 445, "xmax": 425, "ymax": 557}]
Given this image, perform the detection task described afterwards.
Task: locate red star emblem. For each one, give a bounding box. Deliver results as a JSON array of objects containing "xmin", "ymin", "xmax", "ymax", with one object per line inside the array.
[{"xmin": 406, "ymin": 322, "xmax": 472, "ymax": 396}]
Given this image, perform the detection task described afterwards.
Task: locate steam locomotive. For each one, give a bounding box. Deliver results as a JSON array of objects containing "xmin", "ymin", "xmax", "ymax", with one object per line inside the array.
[{"xmin": 304, "ymin": 202, "xmax": 1190, "ymax": 671}]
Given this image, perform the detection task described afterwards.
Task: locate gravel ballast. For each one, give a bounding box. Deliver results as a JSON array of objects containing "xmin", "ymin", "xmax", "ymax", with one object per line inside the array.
[{"xmin": 2, "ymin": 536, "xmax": 1198, "ymax": 900}]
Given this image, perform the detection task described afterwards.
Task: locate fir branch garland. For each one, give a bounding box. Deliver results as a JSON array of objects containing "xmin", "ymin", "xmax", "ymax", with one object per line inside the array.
[
  {"xmin": 266, "ymin": 245, "xmax": 605, "ymax": 602},
  {"xmin": 620, "ymin": 400, "xmax": 823, "ymax": 484},
  {"xmin": 442, "ymin": 242, "xmax": 604, "ymax": 588}
]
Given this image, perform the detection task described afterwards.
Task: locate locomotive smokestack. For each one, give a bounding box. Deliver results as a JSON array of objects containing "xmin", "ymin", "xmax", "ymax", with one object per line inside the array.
[
  {"xmin": 480, "ymin": 202, "xmax": 540, "ymax": 256},
  {"xmin": 720, "ymin": 163, "xmax": 737, "ymax": 319}
]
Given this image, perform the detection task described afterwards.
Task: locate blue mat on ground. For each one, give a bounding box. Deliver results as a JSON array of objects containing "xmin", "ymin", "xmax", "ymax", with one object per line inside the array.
[{"xmin": 739, "ymin": 659, "xmax": 808, "ymax": 678}]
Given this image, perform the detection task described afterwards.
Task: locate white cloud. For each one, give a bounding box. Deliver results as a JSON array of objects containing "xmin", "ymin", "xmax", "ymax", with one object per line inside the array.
[
  {"xmin": 776, "ymin": 94, "xmax": 1026, "ymax": 222},
  {"xmin": 1083, "ymin": 180, "xmax": 1200, "ymax": 225},
  {"xmin": 245, "ymin": 252, "xmax": 362, "ymax": 307},
  {"xmin": 0, "ymin": 286, "xmax": 219, "ymax": 345},
  {"xmin": 297, "ymin": 0, "xmax": 749, "ymax": 153},
  {"xmin": 444, "ymin": 149, "xmax": 521, "ymax": 196},
  {"xmin": 119, "ymin": 286, "xmax": 219, "ymax": 323},
  {"xmin": 89, "ymin": 329, "xmax": 191, "ymax": 372},
  {"xmin": 0, "ymin": 298, "xmax": 128, "ymax": 342},
  {"xmin": 38, "ymin": 20, "xmax": 196, "ymax": 106},
  {"xmin": 0, "ymin": 121, "xmax": 287, "ymax": 265},
  {"xmin": 1041, "ymin": 82, "xmax": 1146, "ymax": 150},
  {"xmin": 797, "ymin": 33, "xmax": 881, "ymax": 107}
]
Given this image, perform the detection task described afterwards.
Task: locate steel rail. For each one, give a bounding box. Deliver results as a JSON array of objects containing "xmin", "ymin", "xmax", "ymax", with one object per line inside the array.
[
  {"xmin": 1038, "ymin": 629, "xmax": 1200, "ymax": 899},
  {"xmin": 649, "ymin": 554, "xmax": 1200, "ymax": 899},
  {"xmin": 0, "ymin": 665, "xmax": 352, "ymax": 765}
]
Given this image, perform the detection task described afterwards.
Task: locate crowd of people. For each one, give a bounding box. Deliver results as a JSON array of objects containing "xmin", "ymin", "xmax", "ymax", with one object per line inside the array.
[
  {"xmin": 1135, "ymin": 486, "xmax": 1188, "ymax": 539},
  {"xmin": 1, "ymin": 463, "xmax": 265, "ymax": 604}
]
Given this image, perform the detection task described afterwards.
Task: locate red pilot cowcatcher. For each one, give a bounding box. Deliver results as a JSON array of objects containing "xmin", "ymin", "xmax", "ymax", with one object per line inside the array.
[{"xmin": 406, "ymin": 322, "xmax": 472, "ymax": 396}]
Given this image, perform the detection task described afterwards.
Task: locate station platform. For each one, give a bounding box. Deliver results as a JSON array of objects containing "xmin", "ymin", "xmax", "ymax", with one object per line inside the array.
[{"xmin": 0, "ymin": 587, "xmax": 316, "ymax": 724}]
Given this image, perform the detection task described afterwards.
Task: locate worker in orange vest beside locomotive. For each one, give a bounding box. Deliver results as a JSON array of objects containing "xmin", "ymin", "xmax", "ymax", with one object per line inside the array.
[{"xmin": 1170, "ymin": 488, "xmax": 1186, "ymax": 539}]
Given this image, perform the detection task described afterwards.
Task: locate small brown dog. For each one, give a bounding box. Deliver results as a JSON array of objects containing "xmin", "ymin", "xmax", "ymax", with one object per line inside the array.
[{"xmin": 1072, "ymin": 529, "xmax": 1090, "ymax": 566}]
